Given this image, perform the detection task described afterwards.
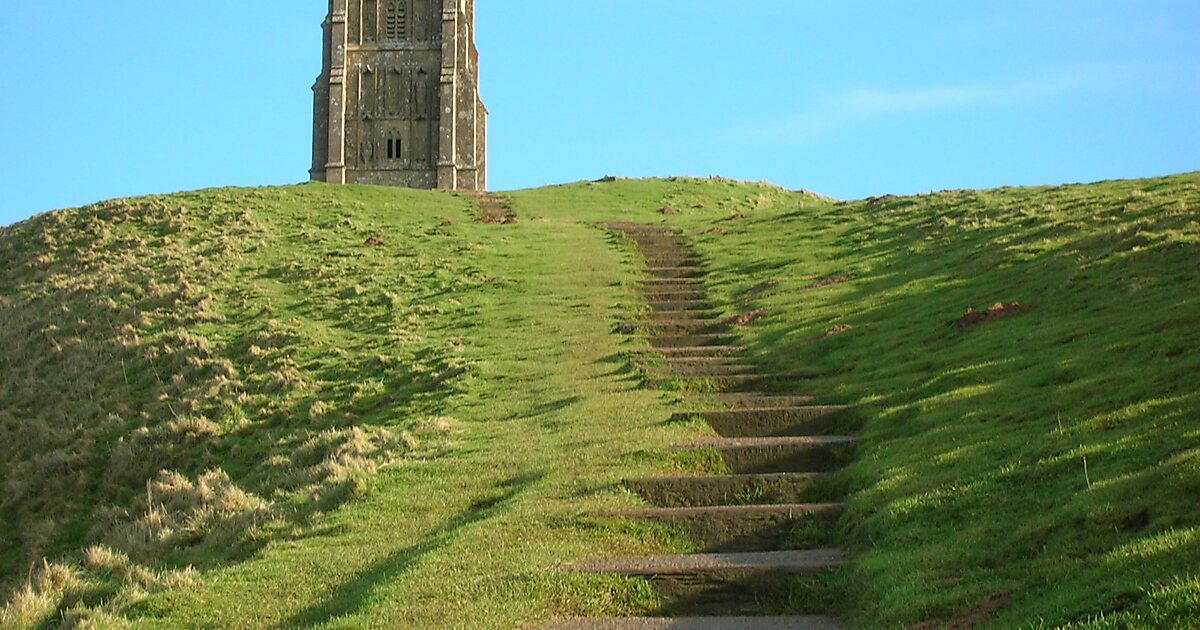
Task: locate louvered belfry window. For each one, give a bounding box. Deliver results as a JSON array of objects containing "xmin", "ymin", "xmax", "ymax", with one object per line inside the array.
[{"xmin": 385, "ymin": 2, "xmax": 407, "ymax": 41}]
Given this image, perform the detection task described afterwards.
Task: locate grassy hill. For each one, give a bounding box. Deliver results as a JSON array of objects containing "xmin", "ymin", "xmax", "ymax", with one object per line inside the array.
[{"xmin": 1, "ymin": 173, "xmax": 1198, "ymax": 628}]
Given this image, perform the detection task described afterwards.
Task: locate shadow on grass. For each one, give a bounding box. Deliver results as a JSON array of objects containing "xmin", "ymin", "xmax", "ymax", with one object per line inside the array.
[
  {"xmin": 500, "ymin": 395, "xmax": 584, "ymax": 423},
  {"xmin": 281, "ymin": 472, "xmax": 544, "ymax": 630}
]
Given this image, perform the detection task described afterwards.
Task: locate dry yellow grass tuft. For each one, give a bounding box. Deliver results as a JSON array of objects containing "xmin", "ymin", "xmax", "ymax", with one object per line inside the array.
[{"xmin": 0, "ymin": 186, "xmax": 479, "ymax": 620}]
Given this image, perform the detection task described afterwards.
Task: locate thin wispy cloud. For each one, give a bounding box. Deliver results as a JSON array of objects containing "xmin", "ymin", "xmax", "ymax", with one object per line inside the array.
[{"xmin": 743, "ymin": 73, "xmax": 1100, "ymax": 142}]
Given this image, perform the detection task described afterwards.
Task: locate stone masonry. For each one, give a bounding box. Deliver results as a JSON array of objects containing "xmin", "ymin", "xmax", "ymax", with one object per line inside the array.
[{"xmin": 311, "ymin": 0, "xmax": 487, "ymax": 191}]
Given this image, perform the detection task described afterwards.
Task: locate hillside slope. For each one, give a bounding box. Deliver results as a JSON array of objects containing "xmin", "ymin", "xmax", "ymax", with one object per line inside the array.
[{"xmin": 1, "ymin": 173, "xmax": 1198, "ymax": 628}]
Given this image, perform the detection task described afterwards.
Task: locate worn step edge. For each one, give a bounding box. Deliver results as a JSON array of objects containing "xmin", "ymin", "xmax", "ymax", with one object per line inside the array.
[
  {"xmin": 642, "ymin": 310, "xmax": 720, "ymax": 320},
  {"xmin": 542, "ymin": 617, "xmax": 844, "ymax": 630},
  {"xmin": 645, "ymin": 334, "xmax": 736, "ymax": 344},
  {"xmin": 644, "ymin": 372, "xmax": 820, "ymax": 390},
  {"xmin": 682, "ymin": 405, "xmax": 851, "ymax": 419},
  {"xmin": 640, "ymin": 278, "xmax": 705, "ymax": 285},
  {"xmin": 626, "ymin": 472, "xmax": 835, "ymax": 508},
  {"xmin": 643, "ymin": 362, "xmax": 753, "ymax": 374},
  {"xmin": 633, "ymin": 356, "xmax": 746, "ymax": 365},
  {"xmin": 646, "ymin": 301, "xmax": 712, "ymax": 310},
  {"xmin": 629, "ymin": 349, "xmax": 745, "ymax": 359},
  {"xmin": 643, "ymin": 257, "xmax": 703, "ymax": 265},
  {"xmin": 674, "ymin": 436, "xmax": 857, "ymax": 450},
  {"xmin": 692, "ymin": 394, "xmax": 820, "ymax": 408},
  {"xmin": 569, "ymin": 549, "xmax": 848, "ymax": 576},
  {"xmin": 641, "ymin": 294, "xmax": 709, "ymax": 302},
  {"xmin": 646, "ymin": 266, "xmax": 706, "ymax": 273},
  {"xmin": 676, "ymin": 406, "xmax": 852, "ymax": 438},
  {"xmin": 639, "ymin": 287, "xmax": 707, "ymax": 294},
  {"xmin": 622, "ymin": 324, "xmax": 728, "ymax": 337},
  {"xmin": 602, "ymin": 502, "xmax": 845, "ymax": 520},
  {"xmin": 626, "ymin": 345, "xmax": 745, "ymax": 356}
]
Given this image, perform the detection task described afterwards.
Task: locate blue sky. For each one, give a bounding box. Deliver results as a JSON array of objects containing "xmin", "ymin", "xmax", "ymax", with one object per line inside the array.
[{"xmin": 1, "ymin": 1, "xmax": 1197, "ymax": 225}]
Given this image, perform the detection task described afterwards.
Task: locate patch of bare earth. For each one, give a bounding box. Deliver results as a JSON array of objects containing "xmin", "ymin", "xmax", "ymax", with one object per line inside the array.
[
  {"xmin": 805, "ymin": 273, "xmax": 855, "ymax": 290},
  {"xmin": 729, "ymin": 309, "xmax": 768, "ymax": 327},
  {"xmin": 476, "ymin": 193, "xmax": 516, "ymax": 224},
  {"xmin": 910, "ymin": 594, "xmax": 1013, "ymax": 629},
  {"xmin": 953, "ymin": 302, "xmax": 1032, "ymax": 331},
  {"xmin": 800, "ymin": 323, "xmax": 853, "ymax": 345}
]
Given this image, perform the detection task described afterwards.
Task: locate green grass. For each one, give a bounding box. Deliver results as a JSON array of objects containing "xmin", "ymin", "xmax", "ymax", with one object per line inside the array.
[{"xmin": 1, "ymin": 172, "xmax": 1198, "ymax": 628}]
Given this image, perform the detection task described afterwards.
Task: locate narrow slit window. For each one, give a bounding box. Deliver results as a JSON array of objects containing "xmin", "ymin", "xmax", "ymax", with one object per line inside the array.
[{"xmin": 386, "ymin": 139, "xmax": 395, "ymax": 160}]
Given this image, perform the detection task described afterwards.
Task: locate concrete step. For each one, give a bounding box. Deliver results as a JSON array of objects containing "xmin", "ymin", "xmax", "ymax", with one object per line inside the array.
[
  {"xmin": 646, "ymin": 266, "xmax": 706, "ymax": 279},
  {"xmin": 640, "ymin": 253, "xmax": 698, "ymax": 263},
  {"xmin": 646, "ymin": 334, "xmax": 737, "ymax": 349},
  {"xmin": 673, "ymin": 436, "xmax": 857, "ymax": 474},
  {"xmin": 644, "ymin": 255, "xmax": 703, "ymax": 265},
  {"xmin": 634, "ymin": 245, "xmax": 691, "ymax": 254},
  {"xmin": 626, "ymin": 345, "xmax": 745, "ymax": 358},
  {"xmin": 627, "ymin": 472, "xmax": 837, "ymax": 508},
  {"xmin": 622, "ymin": 320, "xmax": 727, "ymax": 335},
  {"xmin": 640, "ymin": 285, "xmax": 706, "ymax": 296},
  {"xmin": 641, "ymin": 277, "xmax": 705, "ymax": 285},
  {"xmin": 645, "ymin": 372, "xmax": 820, "ymax": 392},
  {"xmin": 620, "ymin": 231, "xmax": 685, "ymax": 239},
  {"xmin": 642, "ymin": 310, "xmax": 719, "ymax": 321},
  {"xmin": 640, "ymin": 290, "xmax": 708, "ymax": 301},
  {"xmin": 569, "ymin": 550, "xmax": 848, "ymax": 616},
  {"xmin": 693, "ymin": 394, "xmax": 820, "ymax": 408},
  {"xmin": 543, "ymin": 617, "xmax": 843, "ymax": 630},
  {"xmin": 646, "ymin": 300, "xmax": 712, "ymax": 311},
  {"xmin": 603, "ymin": 503, "xmax": 844, "ymax": 552},
  {"xmin": 626, "ymin": 233, "xmax": 686, "ymax": 240},
  {"xmin": 675, "ymin": 406, "xmax": 853, "ymax": 438},
  {"xmin": 631, "ymin": 238, "xmax": 688, "ymax": 246},
  {"xmin": 633, "ymin": 356, "xmax": 745, "ymax": 366},
  {"xmin": 571, "ymin": 549, "xmax": 846, "ymax": 575},
  {"xmin": 641, "ymin": 363, "xmax": 759, "ymax": 378}
]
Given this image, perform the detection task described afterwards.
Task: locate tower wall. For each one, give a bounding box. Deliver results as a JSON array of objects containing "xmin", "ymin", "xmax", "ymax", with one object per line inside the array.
[{"xmin": 311, "ymin": 0, "xmax": 486, "ymax": 191}]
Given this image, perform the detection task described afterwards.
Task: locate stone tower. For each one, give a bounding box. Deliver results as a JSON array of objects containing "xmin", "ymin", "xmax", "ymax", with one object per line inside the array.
[{"xmin": 311, "ymin": 0, "xmax": 487, "ymax": 191}]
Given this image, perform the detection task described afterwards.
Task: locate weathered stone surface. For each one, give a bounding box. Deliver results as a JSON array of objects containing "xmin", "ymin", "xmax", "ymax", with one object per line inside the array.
[
  {"xmin": 570, "ymin": 549, "xmax": 848, "ymax": 576},
  {"xmin": 311, "ymin": 0, "xmax": 486, "ymax": 191}
]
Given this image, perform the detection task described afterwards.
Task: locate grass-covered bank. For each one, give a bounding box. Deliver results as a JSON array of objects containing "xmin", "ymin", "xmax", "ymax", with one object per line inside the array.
[
  {"xmin": 0, "ymin": 183, "xmax": 720, "ymax": 628},
  {"xmin": 515, "ymin": 172, "xmax": 1200, "ymax": 628},
  {"xmin": 1, "ymin": 172, "xmax": 1197, "ymax": 628}
]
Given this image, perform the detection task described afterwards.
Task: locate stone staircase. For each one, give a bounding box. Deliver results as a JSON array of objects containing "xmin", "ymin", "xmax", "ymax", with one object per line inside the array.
[{"xmin": 545, "ymin": 224, "xmax": 856, "ymax": 629}]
